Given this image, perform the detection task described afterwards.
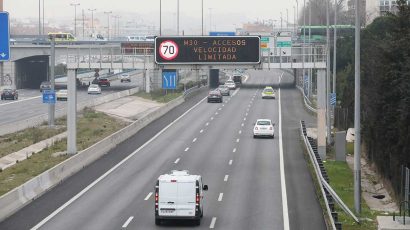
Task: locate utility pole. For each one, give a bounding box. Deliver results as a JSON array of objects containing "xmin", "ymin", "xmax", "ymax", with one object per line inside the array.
[
  {"xmin": 201, "ymin": 0, "xmax": 204, "ymax": 35},
  {"xmin": 333, "ymin": 0, "xmax": 337, "ymax": 94},
  {"xmin": 88, "ymin": 8, "xmax": 96, "ymax": 36},
  {"xmin": 308, "ymin": 0, "xmax": 312, "ymax": 98},
  {"xmin": 209, "ymin": 8, "xmax": 213, "ymax": 33},
  {"xmin": 82, "ymin": 9, "xmax": 85, "ymax": 39},
  {"xmin": 42, "ymin": 0, "xmax": 45, "ymax": 35},
  {"xmin": 293, "ymin": 6, "xmax": 296, "ymax": 34},
  {"xmin": 38, "ymin": 0, "xmax": 41, "ymax": 35},
  {"xmin": 286, "ymin": 9, "xmax": 289, "ymax": 29},
  {"xmin": 70, "ymin": 3, "xmax": 80, "ymax": 37},
  {"xmin": 295, "ymin": 0, "xmax": 299, "ymax": 28},
  {"xmin": 280, "ymin": 12, "xmax": 283, "ymax": 30},
  {"xmin": 177, "ymin": 0, "xmax": 180, "ymax": 35},
  {"xmin": 160, "ymin": 0, "xmax": 162, "ymax": 36},
  {"xmin": 326, "ymin": 0, "xmax": 331, "ymax": 144},
  {"xmin": 354, "ymin": 0, "xmax": 361, "ymax": 215},
  {"xmin": 303, "ymin": 0, "xmax": 306, "ymax": 93}
]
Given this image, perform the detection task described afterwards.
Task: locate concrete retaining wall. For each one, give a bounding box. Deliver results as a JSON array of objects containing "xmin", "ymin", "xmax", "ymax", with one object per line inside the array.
[
  {"xmin": 0, "ymin": 96, "xmax": 185, "ymax": 222},
  {"xmin": 0, "ymin": 87, "xmax": 140, "ymax": 136}
]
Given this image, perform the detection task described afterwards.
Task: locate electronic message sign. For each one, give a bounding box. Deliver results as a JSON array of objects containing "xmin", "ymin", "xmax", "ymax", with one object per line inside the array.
[{"xmin": 155, "ymin": 36, "xmax": 260, "ymax": 64}]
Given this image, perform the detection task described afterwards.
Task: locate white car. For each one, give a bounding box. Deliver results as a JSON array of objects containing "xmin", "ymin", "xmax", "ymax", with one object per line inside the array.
[
  {"xmin": 56, "ymin": 89, "xmax": 68, "ymax": 101},
  {"xmin": 155, "ymin": 170, "xmax": 208, "ymax": 226},
  {"xmin": 120, "ymin": 74, "xmax": 131, "ymax": 83},
  {"xmin": 87, "ymin": 84, "xmax": 101, "ymax": 94},
  {"xmin": 253, "ymin": 119, "xmax": 275, "ymax": 138},
  {"xmin": 224, "ymin": 80, "xmax": 236, "ymax": 90}
]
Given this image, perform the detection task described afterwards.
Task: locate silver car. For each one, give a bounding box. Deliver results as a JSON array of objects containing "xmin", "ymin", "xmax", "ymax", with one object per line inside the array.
[{"xmin": 217, "ymin": 85, "xmax": 230, "ymax": 96}]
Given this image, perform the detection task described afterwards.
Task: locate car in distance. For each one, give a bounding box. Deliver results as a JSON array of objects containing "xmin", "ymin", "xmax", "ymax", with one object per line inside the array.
[
  {"xmin": 40, "ymin": 81, "xmax": 52, "ymax": 92},
  {"xmin": 233, "ymin": 74, "xmax": 242, "ymax": 87},
  {"xmin": 261, "ymin": 86, "xmax": 276, "ymax": 99},
  {"xmin": 217, "ymin": 85, "xmax": 230, "ymax": 96},
  {"xmin": 56, "ymin": 89, "xmax": 68, "ymax": 101},
  {"xmin": 155, "ymin": 170, "xmax": 208, "ymax": 226},
  {"xmin": 224, "ymin": 80, "xmax": 236, "ymax": 90},
  {"xmin": 253, "ymin": 119, "xmax": 275, "ymax": 138},
  {"xmin": 87, "ymin": 84, "xmax": 101, "ymax": 94},
  {"xmin": 1, "ymin": 89, "xmax": 18, "ymax": 100},
  {"xmin": 97, "ymin": 78, "xmax": 110, "ymax": 87},
  {"xmin": 207, "ymin": 90, "xmax": 223, "ymax": 103},
  {"xmin": 120, "ymin": 74, "xmax": 131, "ymax": 83}
]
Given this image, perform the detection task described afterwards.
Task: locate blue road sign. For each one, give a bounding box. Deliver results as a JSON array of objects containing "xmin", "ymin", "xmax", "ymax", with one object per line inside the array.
[
  {"xmin": 42, "ymin": 90, "xmax": 56, "ymax": 104},
  {"xmin": 209, "ymin": 31, "xmax": 236, "ymax": 36},
  {"xmin": 330, "ymin": 93, "xmax": 336, "ymax": 106},
  {"xmin": 0, "ymin": 12, "xmax": 10, "ymax": 61},
  {"xmin": 162, "ymin": 70, "xmax": 177, "ymax": 89}
]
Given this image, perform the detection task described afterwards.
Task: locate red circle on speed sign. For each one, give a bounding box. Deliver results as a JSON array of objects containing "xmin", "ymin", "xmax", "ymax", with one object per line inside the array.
[{"xmin": 159, "ymin": 40, "xmax": 179, "ymax": 60}]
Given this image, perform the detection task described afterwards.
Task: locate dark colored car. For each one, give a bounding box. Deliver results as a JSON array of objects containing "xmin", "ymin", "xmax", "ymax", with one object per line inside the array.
[
  {"xmin": 97, "ymin": 78, "xmax": 110, "ymax": 87},
  {"xmin": 40, "ymin": 81, "xmax": 51, "ymax": 92},
  {"xmin": 1, "ymin": 89, "xmax": 18, "ymax": 100},
  {"xmin": 233, "ymin": 74, "xmax": 242, "ymax": 87},
  {"xmin": 207, "ymin": 90, "xmax": 223, "ymax": 103}
]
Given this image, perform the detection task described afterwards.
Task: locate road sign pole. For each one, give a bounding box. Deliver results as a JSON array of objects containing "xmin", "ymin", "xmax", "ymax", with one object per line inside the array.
[
  {"xmin": 48, "ymin": 36, "xmax": 55, "ymax": 127},
  {"xmin": 354, "ymin": 0, "xmax": 361, "ymax": 215},
  {"xmin": 67, "ymin": 69, "xmax": 77, "ymax": 154}
]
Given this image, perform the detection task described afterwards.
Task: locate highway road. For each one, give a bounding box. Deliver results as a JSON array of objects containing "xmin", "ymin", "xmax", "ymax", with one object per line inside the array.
[
  {"xmin": 0, "ymin": 70, "xmax": 325, "ymax": 230},
  {"xmin": 0, "ymin": 72, "xmax": 143, "ymax": 127}
]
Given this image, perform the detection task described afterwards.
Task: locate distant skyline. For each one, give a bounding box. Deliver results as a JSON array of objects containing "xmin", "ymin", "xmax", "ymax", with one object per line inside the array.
[{"xmin": 5, "ymin": 0, "xmax": 297, "ymax": 32}]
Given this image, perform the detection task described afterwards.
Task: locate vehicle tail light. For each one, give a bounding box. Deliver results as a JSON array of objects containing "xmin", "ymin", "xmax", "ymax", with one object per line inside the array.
[
  {"xmin": 196, "ymin": 193, "xmax": 200, "ymax": 205},
  {"xmin": 270, "ymin": 126, "xmax": 273, "ymax": 130},
  {"xmin": 155, "ymin": 192, "xmax": 159, "ymax": 210}
]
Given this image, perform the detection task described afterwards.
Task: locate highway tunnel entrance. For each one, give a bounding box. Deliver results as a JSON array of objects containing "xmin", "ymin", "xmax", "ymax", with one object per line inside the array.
[{"xmin": 15, "ymin": 55, "xmax": 49, "ymax": 89}]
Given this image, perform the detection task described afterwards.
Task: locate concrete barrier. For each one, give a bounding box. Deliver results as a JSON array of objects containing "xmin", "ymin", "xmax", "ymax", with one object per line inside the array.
[
  {"xmin": 0, "ymin": 87, "xmax": 140, "ymax": 136},
  {"xmin": 0, "ymin": 96, "xmax": 184, "ymax": 221}
]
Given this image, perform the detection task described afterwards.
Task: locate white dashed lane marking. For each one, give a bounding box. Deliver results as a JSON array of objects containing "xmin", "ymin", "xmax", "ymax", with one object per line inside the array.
[
  {"xmin": 174, "ymin": 158, "xmax": 180, "ymax": 164},
  {"xmin": 200, "ymin": 129, "xmax": 204, "ymax": 133},
  {"xmin": 218, "ymin": 193, "xmax": 224, "ymax": 202},
  {"xmin": 206, "ymin": 122, "xmax": 209, "ymax": 126},
  {"xmin": 236, "ymin": 138, "xmax": 240, "ymax": 143},
  {"xmin": 239, "ymin": 130, "xmax": 242, "ymax": 134},
  {"xmin": 229, "ymin": 160, "xmax": 233, "ymax": 165},
  {"xmin": 185, "ymin": 147, "xmax": 189, "ymax": 152},
  {"xmin": 122, "ymin": 216, "xmax": 134, "ymax": 228},
  {"xmin": 193, "ymin": 138, "xmax": 197, "ymax": 143},
  {"xmin": 144, "ymin": 192, "xmax": 153, "ymax": 201},
  {"xmin": 224, "ymin": 175, "xmax": 229, "ymax": 182},
  {"xmin": 210, "ymin": 217, "xmax": 217, "ymax": 229}
]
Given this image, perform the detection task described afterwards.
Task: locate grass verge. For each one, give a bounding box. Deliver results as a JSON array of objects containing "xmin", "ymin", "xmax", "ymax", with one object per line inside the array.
[
  {"xmin": 0, "ymin": 124, "xmax": 66, "ymax": 158},
  {"xmin": 324, "ymin": 160, "xmax": 384, "ymax": 229},
  {"xmin": 0, "ymin": 108, "xmax": 128, "ymax": 196},
  {"xmin": 134, "ymin": 90, "xmax": 182, "ymax": 103}
]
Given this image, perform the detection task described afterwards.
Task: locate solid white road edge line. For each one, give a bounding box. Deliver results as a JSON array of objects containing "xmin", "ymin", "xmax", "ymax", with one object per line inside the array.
[
  {"xmin": 30, "ymin": 96, "xmax": 209, "ymax": 230},
  {"xmin": 144, "ymin": 192, "xmax": 153, "ymax": 201},
  {"xmin": 209, "ymin": 217, "xmax": 217, "ymax": 229},
  {"xmin": 122, "ymin": 216, "xmax": 134, "ymax": 228},
  {"xmin": 278, "ymin": 74, "xmax": 290, "ymax": 230}
]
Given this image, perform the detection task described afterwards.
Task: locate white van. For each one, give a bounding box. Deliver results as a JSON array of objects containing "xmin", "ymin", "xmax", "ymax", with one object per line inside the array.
[{"xmin": 155, "ymin": 170, "xmax": 208, "ymax": 226}]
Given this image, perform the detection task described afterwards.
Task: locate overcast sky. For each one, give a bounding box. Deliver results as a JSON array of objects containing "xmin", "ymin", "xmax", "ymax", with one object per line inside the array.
[{"xmin": 5, "ymin": 0, "xmax": 297, "ymax": 32}]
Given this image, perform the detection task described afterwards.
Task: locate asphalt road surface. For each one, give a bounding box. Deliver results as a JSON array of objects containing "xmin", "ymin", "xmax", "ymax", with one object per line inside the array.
[
  {"xmin": 0, "ymin": 72, "xmax": 143, "ymax": 127},
  {"xmin": 0, "ymin": 69, "xmax": 325, "ymax": 230}
]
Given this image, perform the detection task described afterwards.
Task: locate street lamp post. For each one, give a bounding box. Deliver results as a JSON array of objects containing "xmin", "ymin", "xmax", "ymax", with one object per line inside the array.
[
  {"xmin": 42, "ymin": 0, "xmax": 45, "ymax": 35},
  {"xmin": 70, "ymin": 3, "xmax": 80, "ymax": 37},
  {"xmin": 293, "ymin": 6, "xmax": 296, "ymax": 34},
  {"xmin": 88, "ymin": 8, "xmax": 96, "ymax": 36},
  {"xmin": 354, "ymin": 0, "xmax": 362, "ymax": 215},
  {"xmin": 201, "ymin": 0, "xmax": 204, "ymax": 35},
  {"xmin": 38, "ymin": 0, "xmax": 41, "ymax": 35},
  {"xmin": 295, "ymin": 0, "xmax": 299, "ymax": 28},
  {"xmin": 104, "ymin": 11, "xmax": 112, "ymax": 40},
  {"xmin": 280, "ymin": 12, "xmax": 283, "ymax": 30},
  {"xmin": 286, "ymin": 9, "xmax": 289, "ymax": 29},
  {"xmin": 303, "ymin": 0, "xmax": 306, "ymax": 92},
  {"xmin": 333, "ymin": 0, "xmax": 337, "ymax": 94},
  {"xmin": 177, "ymin": 0, "xmax": 180, "ymax": 35},
  {"xmin": 159, "ymin": 0, "xmax": 162, "ymax": 36},
  {"xmin": 326, "ymin": 0, "xmax": 331, "ymax": 144}
]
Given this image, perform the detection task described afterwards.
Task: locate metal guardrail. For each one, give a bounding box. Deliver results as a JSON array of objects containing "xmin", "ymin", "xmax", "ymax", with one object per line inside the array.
[
  {"xmin": 297, "ymin": 85, "xmax": 317, "ymax": 113},
  {"xmin": 300, "ymin": 120, "xmax": 360, "ymax": 230}
]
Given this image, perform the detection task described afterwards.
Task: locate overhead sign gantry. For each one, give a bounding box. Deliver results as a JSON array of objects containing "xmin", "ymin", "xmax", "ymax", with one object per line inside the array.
[{"xmin": 155, "ymin": 36, "xmax": 261, "ymax": 65}]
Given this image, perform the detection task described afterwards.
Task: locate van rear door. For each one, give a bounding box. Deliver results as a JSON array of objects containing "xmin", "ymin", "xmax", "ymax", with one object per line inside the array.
[
  {"xmin": 158, "ymin": 181, "xmax": 178, "ymax": 217},
  {"xmin": 177, "ymin": 182, "xmax": 196, "ymax": 217}
]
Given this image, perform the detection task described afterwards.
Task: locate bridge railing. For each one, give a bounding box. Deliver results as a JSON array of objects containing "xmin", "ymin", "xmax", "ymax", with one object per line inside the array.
[{"xmin": 62, "ymin": 45, "xmax": 326, "ymax": 69}]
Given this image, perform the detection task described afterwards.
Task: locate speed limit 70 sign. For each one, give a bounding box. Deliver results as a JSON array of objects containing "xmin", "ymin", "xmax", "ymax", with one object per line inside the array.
[{"xmin": 159, "ymin": 40, "xmax": 179, "ymax": 60}]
